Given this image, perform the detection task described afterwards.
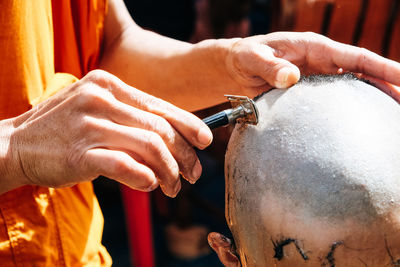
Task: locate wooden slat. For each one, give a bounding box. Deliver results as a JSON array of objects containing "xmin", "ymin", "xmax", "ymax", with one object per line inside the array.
[
  {"xmin": 327, "ymin": 0, "xmax": 362, "ymax": 44},
  {"xmin": 278, "ymin": 0, "xmax": 400, "ymax": 62},
  {"xmin": 388, "ymin": 3, "xmax": 400, "ymax": 62},
  {"xmin": 293, "ymin": 0, "xmax": 330, "ymax": 33},
  {"xmin": 358, "ymin": 0, "xmax": 393, "ymax": 56}
]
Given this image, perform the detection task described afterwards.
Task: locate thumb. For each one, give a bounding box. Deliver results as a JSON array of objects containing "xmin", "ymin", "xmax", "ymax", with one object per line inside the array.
[
  {"xmin": 229, "ymin": 42, "xmax": 300, "ymax": 88},
  {"xmin": 251, "ymin": 44, "xmax": 300, "ymax": 88}
]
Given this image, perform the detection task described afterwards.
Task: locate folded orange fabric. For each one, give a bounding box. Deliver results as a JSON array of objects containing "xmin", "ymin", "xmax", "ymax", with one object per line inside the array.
[{"xmin": 0, "ymin": 0, "xmax": 111, "ymax": 265}]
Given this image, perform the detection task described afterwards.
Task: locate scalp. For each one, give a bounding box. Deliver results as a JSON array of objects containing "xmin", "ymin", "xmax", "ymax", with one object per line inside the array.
[{"xmin": 226, "ymin": 74, "xmax": 400, "ymax": 231}]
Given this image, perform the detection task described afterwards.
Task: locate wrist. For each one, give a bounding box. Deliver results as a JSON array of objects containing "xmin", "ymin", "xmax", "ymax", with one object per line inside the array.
[
  {"xmin": 0, "ymin": 118, "xmax": 26, "ymax": 194},
  {"xmin": 192, "ymin": 37, "xmax": 241, "ymax": 76},
  {"xmin": 186, "ymin": 38, "xmax": 244, "ymax": 107}
]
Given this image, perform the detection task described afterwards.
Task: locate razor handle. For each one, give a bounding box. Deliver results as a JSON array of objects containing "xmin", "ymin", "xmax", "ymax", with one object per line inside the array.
[
  {"xmin": 202, "ymin": 110, "xmax": 231, "ymax": 130},
  {"xmin": 202, "ymin": 95, "xmax": 259, "ymax": 130},
  {"xmin": 203, "ymin": 106, "xmax": 244, "ymax": 130}
]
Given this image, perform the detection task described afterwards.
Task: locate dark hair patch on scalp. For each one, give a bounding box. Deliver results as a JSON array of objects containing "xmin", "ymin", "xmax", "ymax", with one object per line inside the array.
[
  {"xmin": 253, "ymin": 73, "xmax": 373, "ymax": 102},
  {"xmin": 384, "ymin": 237, "xmax": 400, "ymax": 266},
  {"xmin": 322, "ymin": 241, "xmax": 344, "ymax": 267},
  {"xmin": 298, "ymin": 73, "xmax": 359, "ymax": 85},
  {"xmin": 272, "ymin": 238, "xmax": 309, "ymax": 261}
]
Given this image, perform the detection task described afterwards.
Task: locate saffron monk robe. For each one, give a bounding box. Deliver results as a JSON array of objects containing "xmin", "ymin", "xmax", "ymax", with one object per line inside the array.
[{"xmin": 1, "ymin": 0, "xmax": 400, "ymax": 265}]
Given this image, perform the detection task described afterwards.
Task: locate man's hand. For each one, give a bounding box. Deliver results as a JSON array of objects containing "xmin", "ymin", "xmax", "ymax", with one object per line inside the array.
[
  {"xmin": 356, "ymin": 74, "xmax": 400, "ymax": 103},
  {"xmin": 224, "ymin": 32, "xmax": 400, "ymax": 100},
  {"xmin": 100, "ymin": 5, "xmax": 400, "ymax": 110},
  {"xmin": 1, "ymin": 70, "xmax": 212, "ymax": 197}
]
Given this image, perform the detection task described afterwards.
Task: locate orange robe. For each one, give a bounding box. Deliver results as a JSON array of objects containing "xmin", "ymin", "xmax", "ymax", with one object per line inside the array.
[{"xmin": 0, "ymin": 0, "xmax": 112, "ymax": 265}]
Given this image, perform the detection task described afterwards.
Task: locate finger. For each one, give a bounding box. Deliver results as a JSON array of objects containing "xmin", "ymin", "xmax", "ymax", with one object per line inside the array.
[
  {"xmin": 84, "ymin": 148, "xmax": 159, "ymax": 192},
  {"xmin": 356, "ymin": 74, "xmax": 400, "ymax": 103},
  {"xmin": 87, "ymin": 118, "xmax": 181, "ymax": 197},
  {"xmin": 327, "ymin": 40, "xmax": 400, "ymax": 86},
  {"xmin": 99, "ymin": 100, "xmax": 202, "ymax": 184},
  {"xmin": 228, "ymin": 41, "xmax": 301, "ymax": 89},
  {"xmin": 96, "ymin": 73, "xmax": 213, "ymax": 149},
  {"xmin": 144, "ymin": 98, "xmax": 213, "ymax": 150}
]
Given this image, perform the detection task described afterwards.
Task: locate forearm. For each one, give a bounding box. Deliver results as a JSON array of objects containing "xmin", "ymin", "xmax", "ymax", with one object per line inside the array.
[
  {"xmin": 99, "ymin": 0, "xmax": 243, "ymax": 111},
  {"xmin": 100, "ymin": 27, "xmax": 241, "ymax": 111},
  {"xmin": 100, "ymin": 1, "xmax": 400, "ymax": 114}
]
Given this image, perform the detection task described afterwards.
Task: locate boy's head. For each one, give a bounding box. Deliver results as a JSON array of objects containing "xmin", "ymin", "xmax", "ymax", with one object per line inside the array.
[{"xmin": 209, "ymin": 74, "xmax": 400, "ymax": 266}]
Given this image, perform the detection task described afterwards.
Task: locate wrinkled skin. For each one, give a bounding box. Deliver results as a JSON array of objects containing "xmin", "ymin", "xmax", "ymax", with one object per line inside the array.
[
  {"xmin": 223, "ymin": 32, "xmax": 400, "ymax": 102},
  {"xmin": 0, "ymin": 70, "xmax": 212, "ymax": 197},
  {"xmin": 2, "ymin": 0, "xmax": 400, "ymax": 198},
  {"xmin": 209, "ymin": 76, "xmax": 400, "ymax": 266},
  {"xmin": 102, "ymin": 0, "xmax": 400, "ymax": 109}
]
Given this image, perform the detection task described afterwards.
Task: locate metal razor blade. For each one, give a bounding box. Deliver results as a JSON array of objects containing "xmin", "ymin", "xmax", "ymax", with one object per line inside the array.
[{"xmin": 202, "ymin": 95, "xmax": 259, "ymax": 130}]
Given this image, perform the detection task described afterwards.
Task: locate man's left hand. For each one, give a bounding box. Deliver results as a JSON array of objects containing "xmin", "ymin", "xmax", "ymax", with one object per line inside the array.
[{"xmin": 225, "ymin": 32, "xmax": 400, "ymax": 100}]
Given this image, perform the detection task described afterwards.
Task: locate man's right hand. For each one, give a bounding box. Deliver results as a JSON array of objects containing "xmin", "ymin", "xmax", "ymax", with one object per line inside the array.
[{"xmin": 0, "ymin": 70, "xmax": 212, "ymax": 197}]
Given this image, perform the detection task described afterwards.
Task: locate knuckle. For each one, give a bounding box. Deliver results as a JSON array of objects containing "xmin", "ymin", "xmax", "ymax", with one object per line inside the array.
[
  {"xmin": 144, "ymin": 132, "xmax": 164, "ymax": 154},
  {"xmin": 144, "ymin": 95, "xmax": 164, "ymax": 109},
  {"xmin": 305, "ymin": 31, "xmax": 329, "ymax": 48},
  {"xmin": 70, "ymin": 116, "xmax": 104, "ymax": 146},
  {"xmin": 244, "ymin": 44, "xmax": 261, "ymax": 59},
  {"xmin": 110, "ymin": 158, "xmax": 131, "ymax": 177},
  {"xmin": 77, "ymin": 86, "xmax": 97, "ymax": 103},
  {"xmin": 86, "ymin": 69, "xmax": 112, "ymax": 82},
  {"xmin": 79, "ymin": 115, "xmax": 100, "ymax": 133},
  {"xmin": 304, "ymin": 31, "xmax": 317, "ymax": 38},
  {"xmin": 140, "ymin": 176, "xmax": 156, "ymax": 191},
  {"xmin": 84, "ymin": 70, "xmax": 120, "ymax": 91},
  {"xmin": 304, "ymin": 31, "xmax": 321, "ymax": 42},
  {"xmin": 359, "ymin": 47, "xmax": 368, "ymax": 54},
  {"xmin": 152, "ymin": 115, "xmax": 168, "ymax": 129},
  {"xmin": 75, "ymin": 86, "xmax": 110, "ymax": 109},
  {"xmin": 359, "ymin": 48, "xmax": 369, "ymax": 60},
  {"xmin": 357, "ymin": 48, "xmax": 368, "ymax": 72},
  {"xmin": 153, "ymin": 117, "xmax": 175, "ymax": 142}
]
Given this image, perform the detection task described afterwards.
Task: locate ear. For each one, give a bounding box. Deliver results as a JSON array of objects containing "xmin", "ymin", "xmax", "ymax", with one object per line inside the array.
[{"xmin": 208, "ymin": 232, "xmax": 241, "ymax": 267}]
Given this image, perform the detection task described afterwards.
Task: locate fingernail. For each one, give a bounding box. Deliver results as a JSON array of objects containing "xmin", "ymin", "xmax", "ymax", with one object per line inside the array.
[
  {"xmin": 146, "ymin": 179, "xmax": 159, "ymax": 191},
  {"xmin": 197, "ymin": 127, "xmax": 213, "ymax": 147},
  {"xmin": 173, "ymin": 181, "xmax": 181, "ymax": 197},
  {"xmin": 160, "ymin": 184, "xmax": 174, "ymax": 198},
  {"xmin": 179, "ymin": 172, "xmax": 188, "ymax": 182},
  {"xmin": 191, "ymin": 159, "xmax": 202, "ymax": 183},
  {"xmin": 276, "ymin": 67, "xmax": 299, "ymax": 88}
]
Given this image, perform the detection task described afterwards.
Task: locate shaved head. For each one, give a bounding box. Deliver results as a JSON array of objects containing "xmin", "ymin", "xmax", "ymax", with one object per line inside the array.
[{"xmin": 221, "ymin": 74, "xmax": 400, "ymax": 266}]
